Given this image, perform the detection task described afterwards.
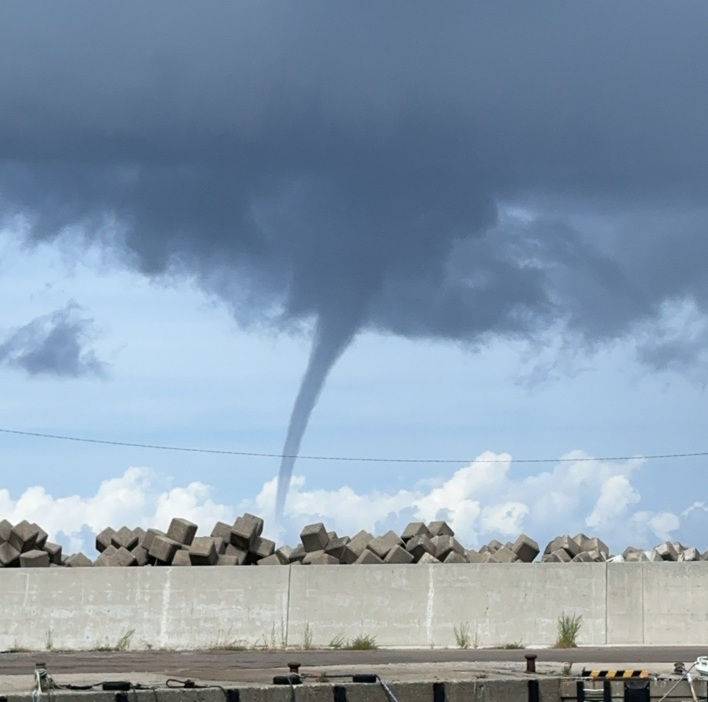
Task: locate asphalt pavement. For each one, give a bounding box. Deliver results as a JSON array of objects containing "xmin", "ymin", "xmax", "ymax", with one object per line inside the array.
[{"xmin": 0, "ymin": 647, "xmax": 704, "ymax": 683}]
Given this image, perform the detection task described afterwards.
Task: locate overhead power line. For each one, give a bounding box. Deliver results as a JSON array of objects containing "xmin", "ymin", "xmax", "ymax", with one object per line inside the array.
[{"xmin": 0, "ymin": 427, "xmax": 706, "ymax": 464}]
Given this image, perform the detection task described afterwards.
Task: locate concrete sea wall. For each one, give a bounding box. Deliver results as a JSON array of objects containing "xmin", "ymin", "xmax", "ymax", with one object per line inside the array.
[{"xmin": 1, "ymin": 562, "xmax": 707, "ymax": 651}]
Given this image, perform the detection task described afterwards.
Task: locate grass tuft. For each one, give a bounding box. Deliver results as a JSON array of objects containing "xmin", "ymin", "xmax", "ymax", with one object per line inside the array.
[
  {"xmin": 555, "ymin": 612, "xmax": 582, "ymax": 648},
  {"xmin": 453, "ymin": 622, "xmax": 471, "ymax": 649},
  {"xmin": 344, "ymin": 634, "xmax": 378, "ymax": 650},
  {"xmin": 329, "ymin": 633, "xmax": 346, "ymax": 649}
]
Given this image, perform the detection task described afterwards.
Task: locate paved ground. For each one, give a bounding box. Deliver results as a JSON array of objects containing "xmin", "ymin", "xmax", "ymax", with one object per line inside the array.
[{"xmin": 0, "ymin": 647, "xmax": 704, "ymax": 692}]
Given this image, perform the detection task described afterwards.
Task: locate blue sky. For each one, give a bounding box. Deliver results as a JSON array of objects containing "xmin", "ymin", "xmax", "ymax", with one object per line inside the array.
[
  {"xmin": 1, "ymin": 229, "xmax": 706, "ymax": 555},
  {"xmin": 1, "ymin": 3, "xmax": 707, "ymax": 555}
]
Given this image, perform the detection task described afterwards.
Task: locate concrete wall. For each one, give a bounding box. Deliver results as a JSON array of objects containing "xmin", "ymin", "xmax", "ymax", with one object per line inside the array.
[{"xmin": 1, "ymin": 562, "xmax": 707, "ymax": 651}]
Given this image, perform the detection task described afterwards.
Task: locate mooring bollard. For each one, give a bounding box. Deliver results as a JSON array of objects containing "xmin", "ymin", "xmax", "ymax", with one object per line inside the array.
[{"xmin": 525, "ymin": 654, "xmax": 538, "ymax": 674}]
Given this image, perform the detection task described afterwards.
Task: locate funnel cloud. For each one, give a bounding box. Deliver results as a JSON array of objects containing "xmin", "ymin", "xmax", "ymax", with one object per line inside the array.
[{"xmin": 1, "ymin": 4, "xmax": 708, "ymax": 512}]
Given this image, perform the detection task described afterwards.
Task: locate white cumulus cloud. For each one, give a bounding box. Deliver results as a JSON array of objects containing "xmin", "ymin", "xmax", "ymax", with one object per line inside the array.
[{"xmin": 0, "ymin": 451, "xmax": 703, "ymax": 556}]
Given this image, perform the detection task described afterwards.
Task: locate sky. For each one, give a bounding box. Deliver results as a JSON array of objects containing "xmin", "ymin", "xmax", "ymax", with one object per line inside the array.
[{"xmin": 1, "ymin": 2, "xmax": 707, "ymax": 556}]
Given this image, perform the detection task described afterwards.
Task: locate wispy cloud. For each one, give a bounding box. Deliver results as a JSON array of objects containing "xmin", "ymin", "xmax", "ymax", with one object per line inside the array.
[{"xmin": 0, "ymin": 302, "xmax": 106, "ymax": 378}]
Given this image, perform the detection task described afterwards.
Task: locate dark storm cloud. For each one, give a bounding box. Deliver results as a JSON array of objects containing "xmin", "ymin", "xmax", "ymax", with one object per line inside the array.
[
  {"xmin": 0, "ymin": 304, "xmax": 105, "ymax": 378},
  {"xmin": 1, "ymin": 2, "xmax": 707, "ymax": 342},
  {"xmin": 2, "ymin": 2, "xmax": 708, "ymax": 511}
]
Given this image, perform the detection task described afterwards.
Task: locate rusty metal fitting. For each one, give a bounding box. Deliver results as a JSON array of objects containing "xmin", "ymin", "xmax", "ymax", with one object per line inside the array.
[
  {"xmin": 288, "ymin": 662, "xmax": 302, "ymax": 674},
  {"xmin": 525, "ymin": 654, "xmax": 538, "ymax": 674}
]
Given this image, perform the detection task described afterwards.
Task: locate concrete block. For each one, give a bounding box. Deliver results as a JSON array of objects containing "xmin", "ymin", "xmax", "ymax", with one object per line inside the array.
[
  {"xmin": 573, "ymin": 532, "xmax": 591, "ymax": 550},
  {"xmin": 367, "ymin": 530, "xmax": 402, "ymax": 559},
  {"xmin": 249, "ymin": 535, "xmax": 275, "ymax": 560},
  {"xmin": 418, "ymin": 552, "xmax": 441, "ymax": 564},
  {"xmin": 622, "ymin": 546, "xmax": 644, "ymax": 562},
  {"xmin": 216, "ymin": 554, "xmax": 241, "ymax": 566},
  {"xmin": 288, "ymin": 545, "xmax": 306, "ymax": 563},
  {"xmin": 210, "ymin": 521, "xmax": 232, "ymax": 541},
  {"xmin": 427, "ymin": 520, "xmax": 454, "ymax": 537},
  {"xmin": 172, "ymin": 550, "xmax": 192, "ymax": 566},
  {"xmin": 406, "ymin": 534, "xmax": 435, "ymax": 561},
  {"xmin": 544, "ymin": 548, "xmax": 572, "ymax": 563},
  {"xmin": 0, "ymin": 542, "xmax": 20, "ymax": 566},
  {"xmin": 512, "ymin": 534, "xmax": 540, "ymax": 563},
  {"xmin": 327, "ymin": 531, "xmax": 338, "ymax": 541},
  {"xmin": 95, "ymin": 546, "xmax": 136, "ymax": 567},
  {"xmin": 112, "ymin": 526, "xmax": 139, "ymax": 550},
  {"xmin": 20, "ymin": 549, "xmax": 50, "ymax": 567},
  {"xmin": 43, "ymin": 542, "xmax": 63, "ymax": 565},
  {"xmin": 148, "ymin": 534, "xmax": 181, "ymax": 563},
  {"xmin": 443, "ymin": 551, "xmax": 468, "ymax": 564},
  {"xmin": 544, "ymin": 535, "xmax": 581, "ymax": 559},
  {"xmin": 493, "ymin": 546, "xmax": 518, "ymax": 563},
  {"xmin": 384, "ymin": 544, "xmax": 414, "ymax": 564},
  {"xmin": 325, "ymin": 537, "xmax": 357, "ymax": 564},
  {"xmin": 167, "ymin": 517, "xmax": 198, "ymax": 546},
  {"xmin": 671, "ymin": 541, "xmax": 687, "ymax": 554},
  {"xmin": 93, "ymin": 550, "xmax": 114, "ymax": 567},
  {"xmin": 268, "ymin": 550, "xmax": 290, "ymax": 565},
  {"xmin": 32, "ymin": 524, "xmax": 48, "ymax": 549},
  {"xmin": 432, "ymin": 535, "xmax": 464, "ymax": 560},
  {"xmin": 300, "ymin": 522, "xmax": 329, "ymax": 552},
  {"xmin": 401, "ymin": 522, "xmax": 431, "ymax": 541},
  {"xmin": 656, "ymin": 541, "xmax": 679, "ymax": 561},
  {"xmin": 114, "ymin": 547, "xmax": 138, "ymax": 567},
  {"xmin": 142, "ymin": 528, "xmax": 165, "ymax": 551},
  {"xmin": 65, "ymin": 552, "xmax": 93, "ymax": 567},
  {"xmin": 210, "ymin": 536, "xmax": 226, "ymax": 555},
  {"xmin": 487, "ymin": 539, "xmax": 503, "ymax": 553},
  {"xmin": 95, "ymin": 526, "xmax": 116, "ymax": 553},
  {"xmin": 679, "ymin": 547, "xmax": 701, "ymax": 562},
  {"xmin": 584, "ymin": 537, "xmax": 609, "ymax": 558},
  {"xmin": 224, "ymin": 544, "xmax": 248, "ymax": 564},
  {"xmin": 0, "ymin": 519, "xmax": 12, "ymax": 543},
  {"xmin": 354, "ymin": 549, "xmax": 384, "ymax": 564},
  {"xmin": 132, "ymin": 527, "xmax": 146, "ymax": 545},
  {"xmin": 572, "ymin": 551, "xmax": 596, "ymax": 562},
  {"xmin": 257, "ymin": 554, "xmax": 286, "ymax": 565},
  {"xmin": 131, "ymin": 545, "xmax": 150, "ymax": 566},
  {"xmin": 644, "ymin": 549, "xmax": 662, "ymax": 562},
  {"xmin": 348, "ymin": 529, "xmax": 374, "ymax": 555},
  {"xmin": 586, "ymin": 549, "xmax": 606, "ymax": 562},
  {"xmin": 608, "ymin": 555, "xmax": 625, "ymax": 563},
  {"xmin": 307, "ymin": 552, "xmax": 340, "ymax": 565},
  {"xmin": 189, "ymin": 537, "xmax": 219, "ymax": 566},
  {"xmin": 302, "ymin": 549, "xmax": 326, "ymax": 564},
  {"xmin": 9, "ymin": 520, "xmax": 39, "ymax": 553},
  {"xmin": 231, "ymin": 513, "xmax": 263, "ymax": 550}
]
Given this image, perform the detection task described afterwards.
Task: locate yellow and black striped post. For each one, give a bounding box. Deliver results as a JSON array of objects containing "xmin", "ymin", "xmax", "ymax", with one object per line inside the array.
[{"xmin": 581, "ymin": 669, "xmax": 650, "ymax": 679}]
